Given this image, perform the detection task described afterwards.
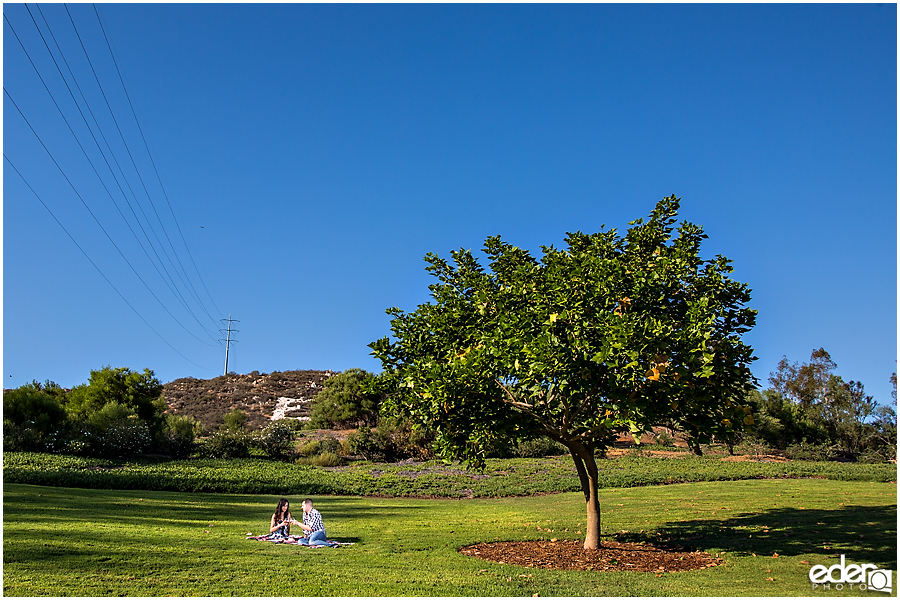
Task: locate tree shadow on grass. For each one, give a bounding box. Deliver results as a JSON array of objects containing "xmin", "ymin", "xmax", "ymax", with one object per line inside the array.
[
  {"xmin": 614, "ymin": 504, "xmax": 897, "ymax": 570},
  {"xmin": 4, "ymin": 487, "xmax": 419, "ymax": 530}
]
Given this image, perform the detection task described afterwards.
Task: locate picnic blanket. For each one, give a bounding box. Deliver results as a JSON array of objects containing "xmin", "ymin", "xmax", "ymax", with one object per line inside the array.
[{"xmin": 246, "ymin": 533, "xmax": 354, "ymax": 548}]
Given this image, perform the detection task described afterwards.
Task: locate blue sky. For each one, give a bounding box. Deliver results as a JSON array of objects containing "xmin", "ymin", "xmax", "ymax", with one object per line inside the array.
[{"xmin": 3, "ymin": 4, "xmax": 897, "ymax": 406}]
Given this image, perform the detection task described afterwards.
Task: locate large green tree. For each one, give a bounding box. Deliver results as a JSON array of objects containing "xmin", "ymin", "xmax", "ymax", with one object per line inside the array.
[
  {"xmin": 370, "ymin": 195, "xmax": 757, "ymax": 549},
  {"xmin": 308, "ymin": 368, "xmax": 381, "ymax": 428},
  {"xmin": 65, "ymin": 366, "xmax": 166, "ymax": 436}
]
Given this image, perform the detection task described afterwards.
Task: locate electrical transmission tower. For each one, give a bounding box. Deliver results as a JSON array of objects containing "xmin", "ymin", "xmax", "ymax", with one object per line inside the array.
[{"xmin": 219, "ymin": 314, "xmax": 239, "ymax": 375}]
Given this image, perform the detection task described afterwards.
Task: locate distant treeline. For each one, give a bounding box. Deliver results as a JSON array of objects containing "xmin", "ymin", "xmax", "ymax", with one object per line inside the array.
[{"xmin": 4, "ymin": 349, "xmax": 896, "ymax": 464}]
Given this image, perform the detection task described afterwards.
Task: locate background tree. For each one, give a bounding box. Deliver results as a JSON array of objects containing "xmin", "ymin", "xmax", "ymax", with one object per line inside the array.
[
  {"xmin": 866, "ymin": 375, "xmax": 896, "ymax": 461},
  {"xmin": 307, "ymin": 368, "xmax": 382, "ymax": 429},
  {"xmin": 65, "ymin": 366, "xmax": 166, "ymax": 437},
  {"xmin": 370, "ymin": 195, "xmax": 757, "ymax": 549},
  {"xmin": 746, "ymin": 388, "xmax": 829, "ymax": 449},
  {"xmin": 752, "ymin": 351, "xmax": 893, "ymax": 461},
  {"xmin": 769, "ymin": 348, "xmax": 837, "ymax": 409}
]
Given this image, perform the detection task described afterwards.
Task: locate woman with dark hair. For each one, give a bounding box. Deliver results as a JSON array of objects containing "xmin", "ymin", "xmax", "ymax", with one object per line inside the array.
[{"xmin": 250, "ymin": 498, "xmax": 300, "ymax": 541}]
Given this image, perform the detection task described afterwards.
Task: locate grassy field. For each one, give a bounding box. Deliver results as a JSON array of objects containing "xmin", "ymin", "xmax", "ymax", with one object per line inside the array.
[
  {"xmin": 4, "ymin": 479, "xmax": 896, "ymax": 596},
  {"xmin": 4, "ymin": 451, "xmax": 896, "ymax": 496}
]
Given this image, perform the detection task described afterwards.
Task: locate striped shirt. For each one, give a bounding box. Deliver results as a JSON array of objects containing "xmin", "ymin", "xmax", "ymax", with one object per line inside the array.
[{"xmin": 303, "ymin": 508, "xmax": 325, "ymax": 533}]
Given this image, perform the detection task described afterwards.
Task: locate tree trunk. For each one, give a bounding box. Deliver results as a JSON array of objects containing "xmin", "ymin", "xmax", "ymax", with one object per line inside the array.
[
  {"xmin": 568, "ymin": 442, "xmax": 602, "ymax": 550},
  {"xmin": 688, "ymin": 438, "xmax": 703, "ymax": 456}
]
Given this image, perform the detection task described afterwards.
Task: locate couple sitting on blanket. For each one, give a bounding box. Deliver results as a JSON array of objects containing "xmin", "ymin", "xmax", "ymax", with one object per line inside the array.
[{"xmin": 261, "ymin": 497, "xmax": 328, "ymax": 545}]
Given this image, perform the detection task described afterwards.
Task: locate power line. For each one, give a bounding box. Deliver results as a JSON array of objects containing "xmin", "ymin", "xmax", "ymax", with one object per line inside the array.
[
  {"xmin": 18, "ymin": 5, "xmax": 218, "ymax": 343},
  {"xmin": 93, "ymin": 3, "xmax": 225, "ymax": 322},
  {"xmin": 4, "ymin": 85, "xmax": 215, "ymax": 347},
  {"xmin": 86, "ymin": 4, "xmax": 225, "ymax": 319},
  {"xmin": 4, "ymin": 153, "xmax": 213, "ymax": 370},
  {"xmin": 6, "ymin": 4, "xmax": 227, "ymax": 365},
  {"xmin": 62, "ymin": 4, "xmax": 221, "ymax": 331}
]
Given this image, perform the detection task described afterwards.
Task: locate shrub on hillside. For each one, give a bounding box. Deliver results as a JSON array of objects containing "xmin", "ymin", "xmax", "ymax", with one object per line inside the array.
[
  {"xmin": 347, "ymin": 426, "xmax": 395, "ymax": 461},
  {"xmin": 310, "ymin": 451, "xmax": 342, "ymax": 467},
  {"xmin": 298, "ymin": 439, "xmax": 322, "ymax": 457},
  {"xmin": 784, "ymin": 441, "xmax": 840, "ymax": 462},
  {"xmin": 161, "ymin": 414, "xmax": 202, "ymax": 459},
  {"xmin": 391, "ymin": 422, "xmax": 435, "ymax": 460},
  {"xmin": 199, "ymin": 430, "xmax": 251, "ymax": 458},
  {"xmin": 296, "ymin": 435, "xmax": 343, "ymax": 464},
  {"xmin": 317, "ymin": 435, "xmax": 343, "ymax": 455},
  {"xmin": 222, "ymin": 409, "xmax": 248, "ymax": 432},
  {"xmin": 253, "ymin": 421, "xmax": 296, "ymax": 459},
  {"xmin": 514, "ymin": 437, "xmax": 567, "ymax": 458},
  {"xmin": 347, "ymin": 423, "xmax": 433, "ymax": 462}
]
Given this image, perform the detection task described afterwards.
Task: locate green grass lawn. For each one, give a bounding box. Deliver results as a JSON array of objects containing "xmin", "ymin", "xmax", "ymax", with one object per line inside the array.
[{"xmin": 4, "ymin": 479, "xmax": 896, "ymax": 596}]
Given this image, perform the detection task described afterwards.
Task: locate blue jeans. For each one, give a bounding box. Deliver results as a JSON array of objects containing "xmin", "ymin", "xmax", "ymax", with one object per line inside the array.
[{"xmin": 299, "ymin": 530, "xmax": 327, "ymax": 545}]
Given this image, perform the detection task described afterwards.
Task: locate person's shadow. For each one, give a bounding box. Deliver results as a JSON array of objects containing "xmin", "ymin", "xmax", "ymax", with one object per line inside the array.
[{"xmin": 612, "ymin": 504, "xmax": 896, "ymax": 570}]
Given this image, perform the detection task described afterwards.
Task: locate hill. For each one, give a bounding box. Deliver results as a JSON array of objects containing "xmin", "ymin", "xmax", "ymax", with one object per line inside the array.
[{"xmin": 163, "ymin": 370, "xmax": 335, "ymax": 432}]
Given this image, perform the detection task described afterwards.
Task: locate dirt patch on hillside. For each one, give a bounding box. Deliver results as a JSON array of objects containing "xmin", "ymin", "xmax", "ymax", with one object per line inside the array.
[{"xmin": 460, "ymin": 539, "xmax": 724, "ymax": 572}]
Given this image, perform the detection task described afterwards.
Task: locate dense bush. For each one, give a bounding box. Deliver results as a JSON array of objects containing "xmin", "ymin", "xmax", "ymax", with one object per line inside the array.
[
  {"xmin": 198, "ymin": 431, "xmax": 252, "ymax": 459},
  {"xmin": 65, "ymin": 367, "xmax": 167, "ymax": 438},
  {"xmin": 160, "ymin": 414, "xmax": 202, "ymax": 459},
  {"xmin": 298, "ymin": 439, "xmax": 322, "ymax": 457},
  {"xmin": 317, "ymin": 435, "xmax": 343, "ymax": 455},
  {"xmin": 3, "ymin": 381, "xmax": 69, "ymax": 452},
  {"xmin": 98, "ymin": 418, "xmax": 153, "ymax": 458},
  {"xmin": 514, "ymin": 437, "xmax": 567, "ymax": 458},
  {"xmin": 784, "ymin": 442, "xmax": 840, "ymax": 462},
  {"xmin": 2, "ymin": 367, "xmax": 171, "ymax": 459},
  {"xmin": 347, "ymin": 421, "xmax": 436, "ymax": 462},
  {"xmin": 3, "ymin": 381, "xmax": 68, "ymax": 431},
  {"xmin": 3, "ymin": 421, "xmax": 44, "ymax": 453},
  {"xmin": 80, "ymin": 402, "xmax": 152, "ymax": 458},
  {"xmin": 252, "ymin": 421, "xmax": 296, "ymax": 459},
  {"xmin": 296, "ymin": 435, "xmax": 343, "ymax": 465},
  {"xmin": 347, "ymin": 426, "xmax": 396, "ymax": 461},
  {"xmin": 222, "ymin": 409, "xmax": 248, "ymax": 433}
]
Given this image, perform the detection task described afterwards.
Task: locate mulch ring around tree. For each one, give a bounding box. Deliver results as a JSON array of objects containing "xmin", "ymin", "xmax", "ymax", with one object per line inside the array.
[{"xmin": 459, "ymin": 539, "xmax": 724, "ymax": 572}]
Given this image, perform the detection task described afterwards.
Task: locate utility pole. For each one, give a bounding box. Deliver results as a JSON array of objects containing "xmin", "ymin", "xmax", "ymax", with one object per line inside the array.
[{"xmin": 219, "ymin": 314, "xmax": 240, "ymax": 376}]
